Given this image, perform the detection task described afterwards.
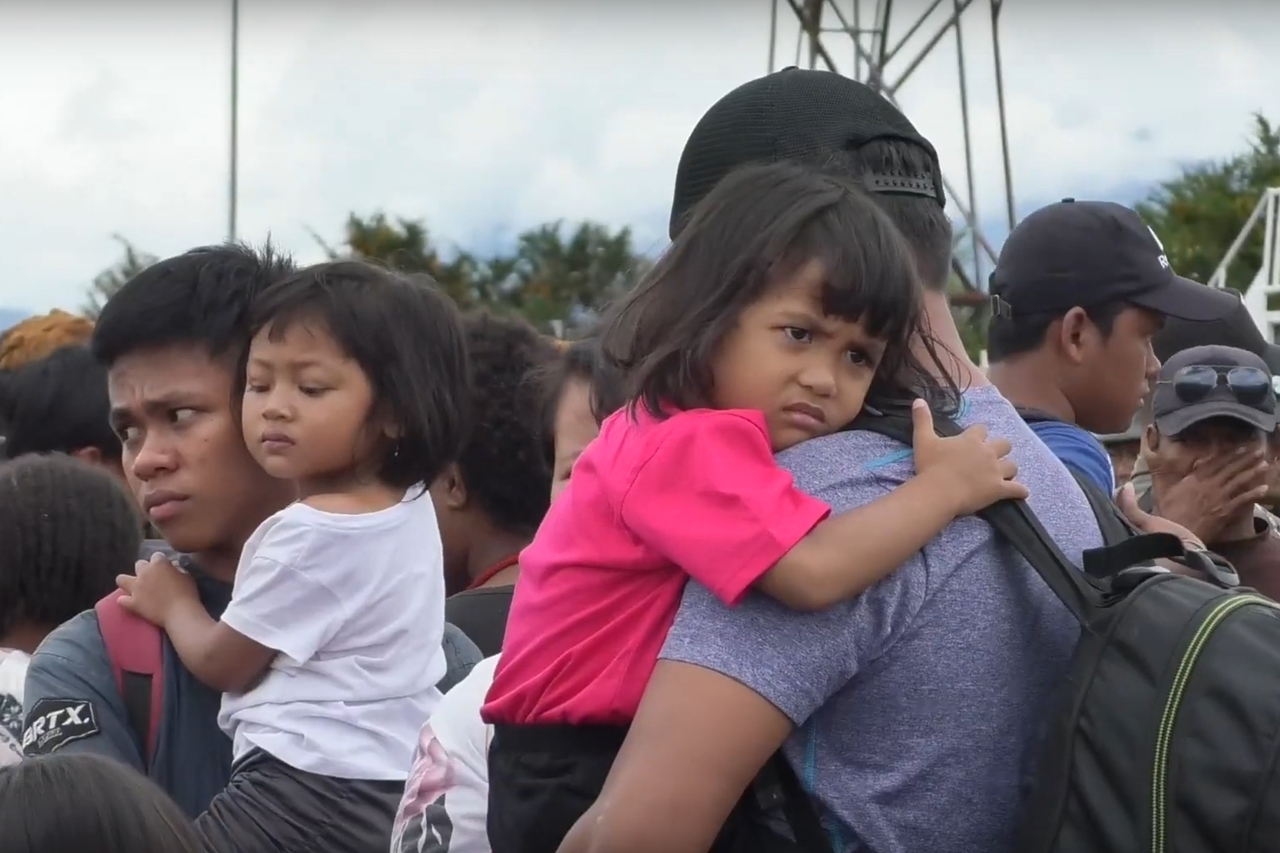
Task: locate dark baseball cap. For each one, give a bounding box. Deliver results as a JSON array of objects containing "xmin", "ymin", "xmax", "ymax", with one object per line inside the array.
[
  {"xmin": 989, "ymin": 199, "xmax": 1236, "ymax": 323},
  {"xmin": 1152, "ymin": 344, "xmax": 1277, "ymax": 436},
  {"xmin": 1153, "ymin": 291, "xmax": 1280, "ymax": 375},
  {"xmin": 670, "ymin": 67, "xmax": 942, "ymax": 239}
]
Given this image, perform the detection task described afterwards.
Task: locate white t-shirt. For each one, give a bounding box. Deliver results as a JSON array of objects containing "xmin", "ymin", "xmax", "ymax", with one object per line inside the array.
[
  {"xmin": 391, "ymin": 654, "xmax": 498, "ymax": 853},
  {"xmin": 0, "ymin": 650, "xmax": 28, "ymax": 766},
  {"xmin": 218, "ymin": 491, "xmax": 447, "ymax": 781}
]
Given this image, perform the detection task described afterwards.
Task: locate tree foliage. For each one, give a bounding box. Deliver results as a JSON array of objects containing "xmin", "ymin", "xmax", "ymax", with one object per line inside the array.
[
  {"xmin": 1137, "ymin": 113, "xmax": 1280, "ymax": 291},
  {"xmin": 946, "ymin": 225, "xmax": 988, "ymax": 361},
  {"xmin": 311, "ymin": 213, "xmax": 480, "ymax": 309},
  {"xmin": 83, "ymin": 235, "xmax": 157, "ymax": 319},
  {"xmin": 317, "ymin": 213, "xmax": 649, "ymax": 333}
]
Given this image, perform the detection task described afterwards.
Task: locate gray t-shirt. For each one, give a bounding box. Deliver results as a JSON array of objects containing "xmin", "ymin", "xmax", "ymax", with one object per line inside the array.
[{"xmin": 661, "ymin": 385, "xmax": 1103, "ymax": 853}]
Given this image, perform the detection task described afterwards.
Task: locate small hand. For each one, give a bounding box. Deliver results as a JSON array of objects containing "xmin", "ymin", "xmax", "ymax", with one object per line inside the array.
[
  {"xmin": 911, "ymin": 398, "xmax": 1030, "ymax": 515},
  {"xmin": 117, "ymin": 553, "xmax": 199, "ymax": 629},
  {"xmin": 1116, "ymin": 482, "xmax": 1206, "ymax": 552}
]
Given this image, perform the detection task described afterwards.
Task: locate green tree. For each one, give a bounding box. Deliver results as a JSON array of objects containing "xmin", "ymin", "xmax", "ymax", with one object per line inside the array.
[
  {"xmin": 83, "ymin": 235, "xmax": 157, "ymax": 319},
  {"xmin": 319, "ymin": 214, "xmax": 651, "ymax": 333},
  {"xmin": 1137, "ymin": 113, "xmax": 1280, "ymax": 291},
  {"xmin": 946, "ymin": 225, "xmax": 988, "ymax": 361},
  {"xmin": 497, "ymin": 222, "xmax": 650, "ymax": 330},
  {"xmin": 311, "ymin": 213, "xmax": 479, "ymax": 308}
]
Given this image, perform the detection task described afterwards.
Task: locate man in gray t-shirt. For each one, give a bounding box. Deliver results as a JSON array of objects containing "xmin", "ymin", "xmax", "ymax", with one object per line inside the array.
[
  {"xmin": 560, "ymin": 70, "xmax": 1103, "ymax": 853},
  {"xmin": 662, "ymin": 385, "xmax": 1098, "ymax": 852}
]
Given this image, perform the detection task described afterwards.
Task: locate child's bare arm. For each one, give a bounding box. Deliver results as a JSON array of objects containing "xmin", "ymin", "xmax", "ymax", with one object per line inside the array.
[
  {"xmin": 162, "ymin": 599, "xmax": 277, "ymax": 694},
  {"xmin": 756, "ymin": 400, "xmax": 1029, "ymax": 610},
  {"xmin": 117, "ymin": 554, "xmax": 276, "ymax": 694}
]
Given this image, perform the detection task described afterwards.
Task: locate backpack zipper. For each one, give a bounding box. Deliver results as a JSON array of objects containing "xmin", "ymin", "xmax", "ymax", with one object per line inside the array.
[{"xmin": 1152, "ymin": 594, "xmax": 1280, "ymax": 853}]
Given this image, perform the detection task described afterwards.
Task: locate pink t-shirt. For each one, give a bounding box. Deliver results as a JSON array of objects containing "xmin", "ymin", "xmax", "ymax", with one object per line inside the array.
[{"xmin": 482, "ymin": 407, "xmax": 830, "ymax": 726}]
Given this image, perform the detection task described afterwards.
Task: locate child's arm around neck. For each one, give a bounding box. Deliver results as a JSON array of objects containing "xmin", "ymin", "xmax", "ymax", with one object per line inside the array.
[{"xmin": 755, "ymin": 400, "xmax": 1029, "ymax": 611}]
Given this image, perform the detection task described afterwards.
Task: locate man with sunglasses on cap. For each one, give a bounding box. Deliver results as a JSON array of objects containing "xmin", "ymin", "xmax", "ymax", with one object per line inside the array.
[
  {"xmin": 1143, "ymin": 345, "xmax": 1280, "ymax": 597},
  {"xmin": 1130, "ymin": 297, "xmax": 1280, "ymax": 539},
  {"xmin": 986, "ymin": 199, "xmax": 1237, "ymax": 496}
]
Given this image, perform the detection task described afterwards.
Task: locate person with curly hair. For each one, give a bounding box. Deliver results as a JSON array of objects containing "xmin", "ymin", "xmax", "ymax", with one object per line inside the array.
[
  {"xmin": 435, "ymin": 311, "xmax": 559, "ymax": 656},
  {"xmin": 0, "ymin": 310, "xmax": 94, "ymax": 372},
  {"xmin": 0, "ymin": 454, "xmax": 143, "ymax": 761}
]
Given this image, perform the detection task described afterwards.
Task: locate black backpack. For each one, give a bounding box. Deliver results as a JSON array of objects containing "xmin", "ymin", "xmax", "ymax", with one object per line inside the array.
[{"xmin": 851, "ymin": 405, "xmax": 1280, "ymax": 853}]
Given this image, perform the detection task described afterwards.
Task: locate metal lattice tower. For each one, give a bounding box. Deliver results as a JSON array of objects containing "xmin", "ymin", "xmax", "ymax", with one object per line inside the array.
[{"xmin": 767, "ymin": 0, "xmax": 1015, "ymax": 298}]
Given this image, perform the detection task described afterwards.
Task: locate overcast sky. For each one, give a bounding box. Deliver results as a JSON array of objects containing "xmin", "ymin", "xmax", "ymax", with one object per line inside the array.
[{"xmin": 1, "ymin": 0, "xmax": 1277, "ymax": 314}]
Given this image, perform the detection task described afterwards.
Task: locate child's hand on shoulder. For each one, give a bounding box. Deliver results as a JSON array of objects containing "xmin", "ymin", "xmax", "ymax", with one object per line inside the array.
[
  {"xmin": 910, "ymin": 399, "xmax": 1030, "ymax": 515},
  {"xmin": 117, "ymin": 553, "xmax": 199, "ymax": 629}
]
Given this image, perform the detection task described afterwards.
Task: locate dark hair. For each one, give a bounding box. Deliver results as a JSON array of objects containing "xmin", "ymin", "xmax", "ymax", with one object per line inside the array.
[
  {"xmin": 601, "ymin": 160, "xmax": 956, "ymax": 420},
  {"xmin": 456, "ymin": 311, "xmax": 558, "ymax": 535},
  {"xmin": 986, "ymin": 300, "xmax": 1127, "ymax": 361},
  {"xmin": 819, "ymin": 140, "xmax": 954, "ymax": 292},
  {"xmin": 0, "ymin": 454, "xmax": 142, "ymax": 638},
  {"xmin": 92, "ymin": 242, "xmax": 296, "ymax": 368},
  {"xmin": 538, "ymin": 335, "xmax": 626, "ymax": 467},
  {"xmin": 249, "ymin": 260, "xmax": 470, "ymax": 491},
  {"xmin": 0, "ymin": 346, "xmax": 118, "ymax": 461},
  {"xmin": 0, "ymin": 753, "xmax": 203, "ymax": 853}
]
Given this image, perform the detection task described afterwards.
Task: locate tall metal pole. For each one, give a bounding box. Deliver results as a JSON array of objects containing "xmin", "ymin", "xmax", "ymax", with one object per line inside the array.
[
  {"xmin": 768, "ymin": 0, "xmax": 779, "ymax": 73},
  {"xmin": 228, "ymin": 0, "xmax": 240, "ymax": 242},
  {"xmin": 990, "ymin": 0, "xmax": 1016, "ymax": 231}
]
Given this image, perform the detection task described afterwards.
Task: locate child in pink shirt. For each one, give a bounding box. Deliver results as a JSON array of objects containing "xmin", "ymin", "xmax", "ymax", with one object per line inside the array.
[{"xmin": 483, "ymin": 161, "xmax": 1029, "ymax": 853}]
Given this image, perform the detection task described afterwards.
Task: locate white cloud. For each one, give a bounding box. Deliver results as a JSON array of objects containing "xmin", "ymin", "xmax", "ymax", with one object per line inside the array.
[{"xmin": 0, "ymin": 0, "xmax": 1277, "ymax": 312}]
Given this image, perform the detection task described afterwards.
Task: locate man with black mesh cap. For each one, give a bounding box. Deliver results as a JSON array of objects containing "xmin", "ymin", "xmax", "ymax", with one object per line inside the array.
[
  {"xmin": 1141, "ymin": 345, "xmax": 1280, "ymax": 596},
  {"xmin": 986, "ymin": 198, "xmax": 1237, "ymax": 496},
  {"xmin": 556, "ymin": 68, "xmax": 1130, "ymax": 853}
]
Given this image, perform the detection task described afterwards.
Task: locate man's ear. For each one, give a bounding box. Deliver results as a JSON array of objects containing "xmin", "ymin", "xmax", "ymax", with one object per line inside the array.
[
  {"xmin": 1055, "ymin": 307, "xmax": 1091, "ymax": 366},
  {"xmin": 71, "ymin": 446, "xmax": 104, "ymax": 466},
  {"xmin": 1144, "ymin": 424, "xmax": 1162, "ymax": 455}
]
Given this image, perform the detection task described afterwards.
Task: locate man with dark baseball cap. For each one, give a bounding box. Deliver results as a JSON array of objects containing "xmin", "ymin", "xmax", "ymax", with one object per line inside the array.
[
  {"xmin": 990, "ymin": 200, "xmax": 1240, "ymax": 324},
  {"xmin": 1143, "ymin": 345, "xmax": 1280, "ymax": 596},
  {"xmin": 987, "ymin": 198, "xmax": 1237, "ymax": 496},
  {"xmin": 558, "ymin": 67, "xmax": 1114, "ymax": 853},
  {"xmin": 1153, "ymin": 292, "xmax": 1280, "ymax": 376},
  {"xmin": 1151, "ymin": 345, "xmax": 1277, "ymax": 436}
]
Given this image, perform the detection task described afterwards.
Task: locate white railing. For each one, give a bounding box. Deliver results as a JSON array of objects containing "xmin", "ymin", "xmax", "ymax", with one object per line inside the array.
[{"xmin": 1208, "ymin": 188, "xmax": 1280, "ymax": 341}]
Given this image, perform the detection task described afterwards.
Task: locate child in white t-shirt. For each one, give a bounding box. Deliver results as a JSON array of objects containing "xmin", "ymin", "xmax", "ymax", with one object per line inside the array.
[{"xmin": 118, "ymin": 260, "xmax": 471, "ymax": 853}]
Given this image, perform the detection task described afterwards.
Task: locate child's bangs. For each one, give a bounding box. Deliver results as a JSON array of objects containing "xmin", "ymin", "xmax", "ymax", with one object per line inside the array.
[
  {"xmin": 250, "ymin": 273, "xmax": 345, "ymax": 345},
  {"xmin": 784, "ymin": 206, "xmax": 924, "ymax": 346}
]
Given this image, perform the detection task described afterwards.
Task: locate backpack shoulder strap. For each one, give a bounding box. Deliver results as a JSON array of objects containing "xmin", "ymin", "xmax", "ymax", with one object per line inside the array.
[
  {"xmin": 752, "ymin": 752, "xmax": 832, "ymax": 852},
  {"xmin": 847, "ymin": 407, "xmax": 1187, "ymax": 625},
  {"xmin": 1066, "ymin": 468, "xmax": 1129, "ymax": 542},
  {"xmin": 95, "ymin": 590, "xmax": 164, "ymax": 767}
]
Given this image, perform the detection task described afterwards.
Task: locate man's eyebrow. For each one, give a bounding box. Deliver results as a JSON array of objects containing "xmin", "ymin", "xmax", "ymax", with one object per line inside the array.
[{"xmin": 109, "ymin": 392, "xmax": 204, "ymax": 426}]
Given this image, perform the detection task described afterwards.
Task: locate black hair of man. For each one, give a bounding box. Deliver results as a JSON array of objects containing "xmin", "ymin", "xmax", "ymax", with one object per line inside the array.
[{"xmin": 92, "ymin": 242, "xmax": 296, "ymax": 368}]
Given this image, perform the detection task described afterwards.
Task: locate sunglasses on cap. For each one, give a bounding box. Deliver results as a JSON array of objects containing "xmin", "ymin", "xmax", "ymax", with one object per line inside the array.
[{"xmin": 1157, "ymin": 364, "xmax": 1274, "ymax": 407}]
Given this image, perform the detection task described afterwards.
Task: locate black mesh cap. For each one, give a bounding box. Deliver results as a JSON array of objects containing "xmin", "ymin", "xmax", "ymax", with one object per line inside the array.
[{"xmin": 669, "ymin": 67, "xmax": 943, "ymax": 239}]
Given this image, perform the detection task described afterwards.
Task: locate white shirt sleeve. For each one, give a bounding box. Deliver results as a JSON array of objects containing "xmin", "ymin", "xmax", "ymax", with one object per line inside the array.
[{"xmin": 220, "ymin": 513, "xmax": 349, "ymax": 664}]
